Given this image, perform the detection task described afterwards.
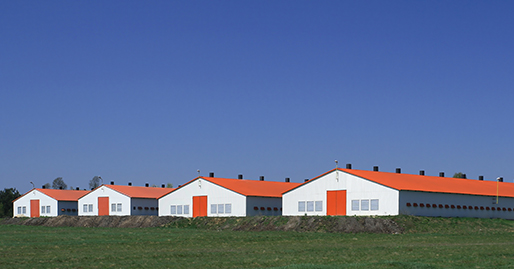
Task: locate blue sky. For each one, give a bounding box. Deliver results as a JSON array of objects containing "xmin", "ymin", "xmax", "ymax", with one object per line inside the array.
[{"xmin": 2, "ymin": 1, "xmax": 514, "ymax": 193}]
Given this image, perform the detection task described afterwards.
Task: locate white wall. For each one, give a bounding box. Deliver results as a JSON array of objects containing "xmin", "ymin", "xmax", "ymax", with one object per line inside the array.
[
  {"xmin": 283, "ymin": 170, "xmax": 399, "ymax": 216},
  {"xmin": 78, "ymin": 186, "xmax": 131, "ymax": 216},
  {"xmin": 159, "ymin": 178, "xmax": 246, "ymax": 217},
  {"xmin": 400, "ymin": 191, "xmax": 514, "ymax": 219},
  {"xmin": 13, "ymin": 190, "xmax": 58, "ymax": 217}
]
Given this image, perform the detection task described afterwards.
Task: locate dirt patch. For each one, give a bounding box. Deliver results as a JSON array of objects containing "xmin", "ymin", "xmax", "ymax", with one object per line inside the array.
[{"xmin": 1, "ymin": 215, "xmax": 404, "ymax": 234}]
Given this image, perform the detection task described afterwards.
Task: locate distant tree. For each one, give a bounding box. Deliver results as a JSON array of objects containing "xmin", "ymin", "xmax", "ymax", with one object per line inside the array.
[
  {"xmin": 89, "ymin": 176, "xmax": 101, "ymax": 189},
  {"xmin": 42, "ymin": 183, "xmax": 51, "ymax": 189},
  {"xmin": 166, "ymin": 183, "xmax": 173, "ymax": 188},
  {"xmin": 151, "ymin": 184, "xmax": 158, "ymax": 188},
  {"xmin": 0, "ymin": 188, "xmax": 21, "ymax": 217},
  {"xmin": 52, "ymin": 177, "xmax": 67, "ymax": 190},
  {"xmin": 453, "ymin": 172, "xmax": 466, "ymax": 179}
]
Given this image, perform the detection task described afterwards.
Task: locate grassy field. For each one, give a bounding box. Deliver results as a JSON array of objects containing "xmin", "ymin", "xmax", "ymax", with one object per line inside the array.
[{"xmin": 2, "ymin": 216, "xmax": 514, "ymax": 268}]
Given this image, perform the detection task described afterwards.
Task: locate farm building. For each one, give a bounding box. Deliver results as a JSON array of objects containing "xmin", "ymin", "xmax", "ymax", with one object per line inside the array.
[
  {"xmin": 159, "ymin": 174, "xmax": 301, "ymax": 217},
  {"xmin": 78, "ymin": 183, "xmax": 174, "ymax": 216},
  {"xmin": 283, "ymin": 167, "xmax": 514, "ymax": 219},
  {"xmin": 13, "ymin": 188, "xmax": 90, "ymax": 217}
]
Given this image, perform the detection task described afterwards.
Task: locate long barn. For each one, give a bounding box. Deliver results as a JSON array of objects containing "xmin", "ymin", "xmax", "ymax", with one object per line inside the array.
[{"xmin": 283, "ymin": 167, "xmax": 514, "ymax": 219}]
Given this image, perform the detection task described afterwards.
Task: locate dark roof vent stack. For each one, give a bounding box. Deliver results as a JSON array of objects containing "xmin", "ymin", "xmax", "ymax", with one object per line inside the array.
[
  {"xmin": 259, "ymin": 176, "xmax": 264, "ymax": 181},
  {"xmin": 110, "ymin": 181, "xmax": 114, "ymax": 185},
  {"xmin": 304, "ymin": 179, "xmax": 309, "ymax": 182},
  {"xmin": 209, "ymin": 172, "xmax": 214, "ymax": 177},
  {"xmin": 346, "ymin": 163, "xmax": 352, "ymax": 169},
  {"xmin": 42, "ymin": 185, "xmax": 46, "ymax": 189},
  {"xmin": 498, "ymin": 177, "xmax": 504, "ymax": 182},
  {"xmin": 373, "ymin": 166, "xmax": 379, "ymax": 171},
  {"xmin": 419, "ymin": 170, "xmax": 425, "ymax": 176},
  {"xmin": 462, "ymin": 174, "xmax": 467, "ymax": 179},
  {"xmin": 396, "ymin": 168, "xmax": 401, "ymax": 174},
  {"xmin": 238, "ymin": 174, "xmax": 243, "ymax": 179},
  {"xmin": 479, "ymin": 176, "xmax": 484, "ymax": 181},
  {"xmin": 145, "ymin": 183, "xmax": 149, "ymax": 187},
  {"xmin": 285, "ymin": 177, "xmax": 290, "ymax": 182},
  {"xmin": 128, "ymin": 182, "xmax": 132, "ymax": 186},
  {"xmin": 76, "ymin": 187, "xmax": 79, "ymax": 190},
  {"xmin": 439, "ymin": 172, "xmax": 445, "ymax": 177},
  {"xmin": 161, "ymin": 184, "xmax": 165, "ymax": 188}
]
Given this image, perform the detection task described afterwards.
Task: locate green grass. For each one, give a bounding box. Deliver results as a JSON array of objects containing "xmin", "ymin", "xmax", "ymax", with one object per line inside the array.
[{"xmin": 2, "ymin": 217, "xmax": 514, "ymax": 268}]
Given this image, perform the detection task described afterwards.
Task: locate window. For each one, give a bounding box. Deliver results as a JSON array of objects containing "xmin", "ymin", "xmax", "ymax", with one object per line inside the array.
[
  {"xmin": 46, "ymin": 206, "xmax": 50, "ymax": 214},
  {"xmin": 184, "ymin": 205, "xmax": 190, "ymax": 214},
  {"xmin": 352, "ymin": 200, "xmax": 359, "ymax": 211},
  {"xmin": 170, "ymin": 205, "xmax": 176, "ymax": 214},
  {"xmin": 117, "ymin": 203, "xmax": 122, "ymax": 212},
  {"xmin": 177, "ymin": 205, "xmax": 183, "ymax": 214},
  {"xmin": 22, "ymin": 207, "xmax": 26, "ymax": 214},
  {"xmin": 298, "ymin": 201, "xmax": 306, "ymax": 212},
  {"xmin": 315, "ymin": 201, "xmax": 323, "ymax": 212},
  {"xmin": 83, "ymin": 204, "xmax": 88, "ymax": 212},
  {"xmin": 361, "ymin": 200, "xmax": 369, "ymax": 211},
  {"xmin": 307, "ymin": 201, "xmax": 314, "ymax": 212},
  {"xmin": 211, "ymin": 204, "xmax": 217, "ymax": 214},
  {"xmin": 225, "ymin": 204, "xmax": 231, "ymax": 214},
  {"xmin": 217, "ymin": 204, "xmax": 224, "ymax": 214},
  {"xmin": 17, "ymin": 207, "xmax": 21, "ymax": 215},
  {"xmin": 88, "ymin": 204, "xmax": 93, "ymax": 212},
  {"xmin": 371, "ymin": 199, "xmax": 379, "ymax": 211},
  {"xmin": 111, "ymin": 203, "xmax": 116, "ymax": 212},
  {"xmin": 41, "ymin": 206, "xmax": 46, "ymax": 214}
]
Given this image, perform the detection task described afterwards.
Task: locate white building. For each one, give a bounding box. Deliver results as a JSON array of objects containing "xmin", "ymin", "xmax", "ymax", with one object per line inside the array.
[
  {"xmin": 159, "ymin": 176, "xmax": 300, "ymax": 217},
  {"xmin": 283, "ymin": 168, "xmax": 514, "ymax": 219},
  {"xmin": 13, "ymin": 188, "xmax": 90, "ymax": 217},
  {"xmin": 78, "ymin": 184, "xmax": 174, "ymax": 216}
]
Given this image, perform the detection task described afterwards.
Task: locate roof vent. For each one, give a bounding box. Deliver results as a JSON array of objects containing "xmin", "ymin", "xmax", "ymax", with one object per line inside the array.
[
  {"xmin": 285, "ymin": 177, "xmax": 290, "ymax": 182},
  {"xmin": 110, "ymin": 181, "xmax": 114, "ymax": 185},
  {"xmin": 462, "ymin": 174, "xmax": 467, "ymax": 179},
  {"xmin": 439, "ymin": 172, "xmax": 445, "ymax": 177},
  {"xmin": 396, "ymin": 168, "xmax": 401, "ymax": 174},
  {"xmin": 59, "ymin": 186, "xmax": 63, "ymax": 190},
  {"xmin": 128, "ymin": 182, "xmax": 132, "ymax": 186},
  {"xmin": 346, "ymin": 163, "xmax": 352, "ymax": 169},
  {"xmin": 238, "ymin": 174, "xmax": 243, "ymax": 179},
  {"xmin": 76, "ymin": 187, "xmax": 79, "ymax": 190},
  {"xmin": 42, "ymin": 185, "xmax": 46, "ymax": 189},
  {"xmin": 209, "ymin": 172, "xmax": 214, "ymax": 177},
  {"xmin": 145, "ymin": 183, "xmax": 149, "ymax": 187},
  {"xmin": 419, "ymin": 170, "xmax": 425, "ymax": 176},
  {"xmin": 304, "ymin": 179, "xmax": 309, "ymax": 182},
  {"xmin": 373, "ymin": 166, "xmax": 379, "ymax": 171},
  {"xmin": 161, "ymin": 184, "xmax": 165, "ymax": 188},
  {"xmin": 260, "ymin": 176, "xmax": 264, "ymax": 181},
  {"xmin": 498, "ymin": 177, "xmax": 504, "ymax": 182},
  {"xmin": 479, "ymin": 176, "xmax": 484, "ymax": 181}
]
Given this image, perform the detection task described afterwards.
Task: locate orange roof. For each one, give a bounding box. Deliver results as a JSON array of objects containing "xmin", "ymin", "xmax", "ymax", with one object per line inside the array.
[
  {"xmin": 177, "ymin": 177, "xmax": 301, "ymax": 197},
  {"xmin": 14, "ymin": 188, "xmax": 90, "ymax": 202},
  {"xmin": 287, "ymin": 168, "xmax": 514, "ymax": 198},
  {"xmin": 102, "ymin": 185, "xmax": 175, "ymax": 199}
]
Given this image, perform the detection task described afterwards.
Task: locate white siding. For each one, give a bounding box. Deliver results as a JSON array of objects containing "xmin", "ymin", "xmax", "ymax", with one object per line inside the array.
[
  {"xmin": 283, "ymin": 170, "xmax": 399, "ymax": 216},
  {"xmin": 13, "ymin": 190, "xmax": 58, "ymax": 217},
  {"xmin": 78, "ymin": 186, "xmax": 131, "ymax": 216},
  {"xmin": 159, "ymin": 179, "xmax": 246, "ymax": 217}
]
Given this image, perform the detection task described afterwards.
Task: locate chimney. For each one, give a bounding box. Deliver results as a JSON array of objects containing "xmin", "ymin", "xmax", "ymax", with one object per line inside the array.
[
  {"xmin": 396, "ymin": 168, "xmax": 401, "ymax": 174},
  {"xmin": 145, "ymin": 183, "xmax": 149, "ymax": 187},
  {"xmin": 110, "ymin": 181, "xmax": 114, "ymax": 185},
  {"xmin": 238, "ymin": 174, "xmax": 243, "ymax": 179},
  {"xmin": 479, "ymin": 176, "xmax": 484, "ymax": 181},
  {"xmin": 209, "ymin": 172, "xmax": 214, "ymax": 177},
  {"xmin": 285, "ymin": 177, "xmax": 290, "ymax": 182},
  {"xmin": 439, "ymin": 172, "xmax": 445, "ymax": 177},
  {"xmin": 419, "ymin": 170, "xmax": 425, "ymax": 176},
  {"xmin": 161, "ymin": 184, "xmax": 165, "ymax": 188},
  {"xmin": 373, "ymin": 166, "xmax": 379, "ymax": 171},
  {"xmin": 346, "ymin": 163, "xmax": 352, "ymax": 169},
  {"xmin": 128, "ymin": 182, "xmax": 132, "ymax": 186},
  {"xmin": 304, "ymin": 179, "xmax": 309, "ymax": 182},
  {"xmin": 260, "ymin": 176, "xmax": 264, "ymax": 181}
]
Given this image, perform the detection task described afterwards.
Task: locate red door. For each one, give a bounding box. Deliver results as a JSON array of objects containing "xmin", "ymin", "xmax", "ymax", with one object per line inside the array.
[
  {"xmin": 327, "ymin": 190, "xmax": 346, "ymax": 216},
  {"xmin": 30, "ymin": 200, "xmax": 40, "ymax": 218},
  {"xmin": 193, "ymin": 196, "xmax": 207, "ymax": 217},
  {"xmin": 98, "ymin": 197, "xmax": 109, "ymax": 216}
]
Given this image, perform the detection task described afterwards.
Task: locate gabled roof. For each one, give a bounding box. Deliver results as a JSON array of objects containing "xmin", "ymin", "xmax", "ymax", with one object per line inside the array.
[
  {"xmin": 13, "ymin": 188, "xmax": 90, "ymax": 202},
  {"xmin": 285, "ymin": 168, "xmax": 514, "ymax": 198},
  {"xmin": 171, "ymin": 177, "xmax": 301, "ymax": 198},
  {"xmin": 95, "ymin": 184, "xmax": 175, "ymax": 199}
]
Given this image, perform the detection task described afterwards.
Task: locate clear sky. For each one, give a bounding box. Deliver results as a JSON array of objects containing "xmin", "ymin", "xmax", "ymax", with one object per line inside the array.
[{"xmin": 2, "ymin": 1, "xmax": 514, "ymax": 194}]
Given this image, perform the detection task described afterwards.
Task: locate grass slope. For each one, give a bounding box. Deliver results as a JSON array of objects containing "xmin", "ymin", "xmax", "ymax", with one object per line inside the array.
[{"xmin": 1, "ymin": 216, "xmax": 514, "ymax": 268}]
